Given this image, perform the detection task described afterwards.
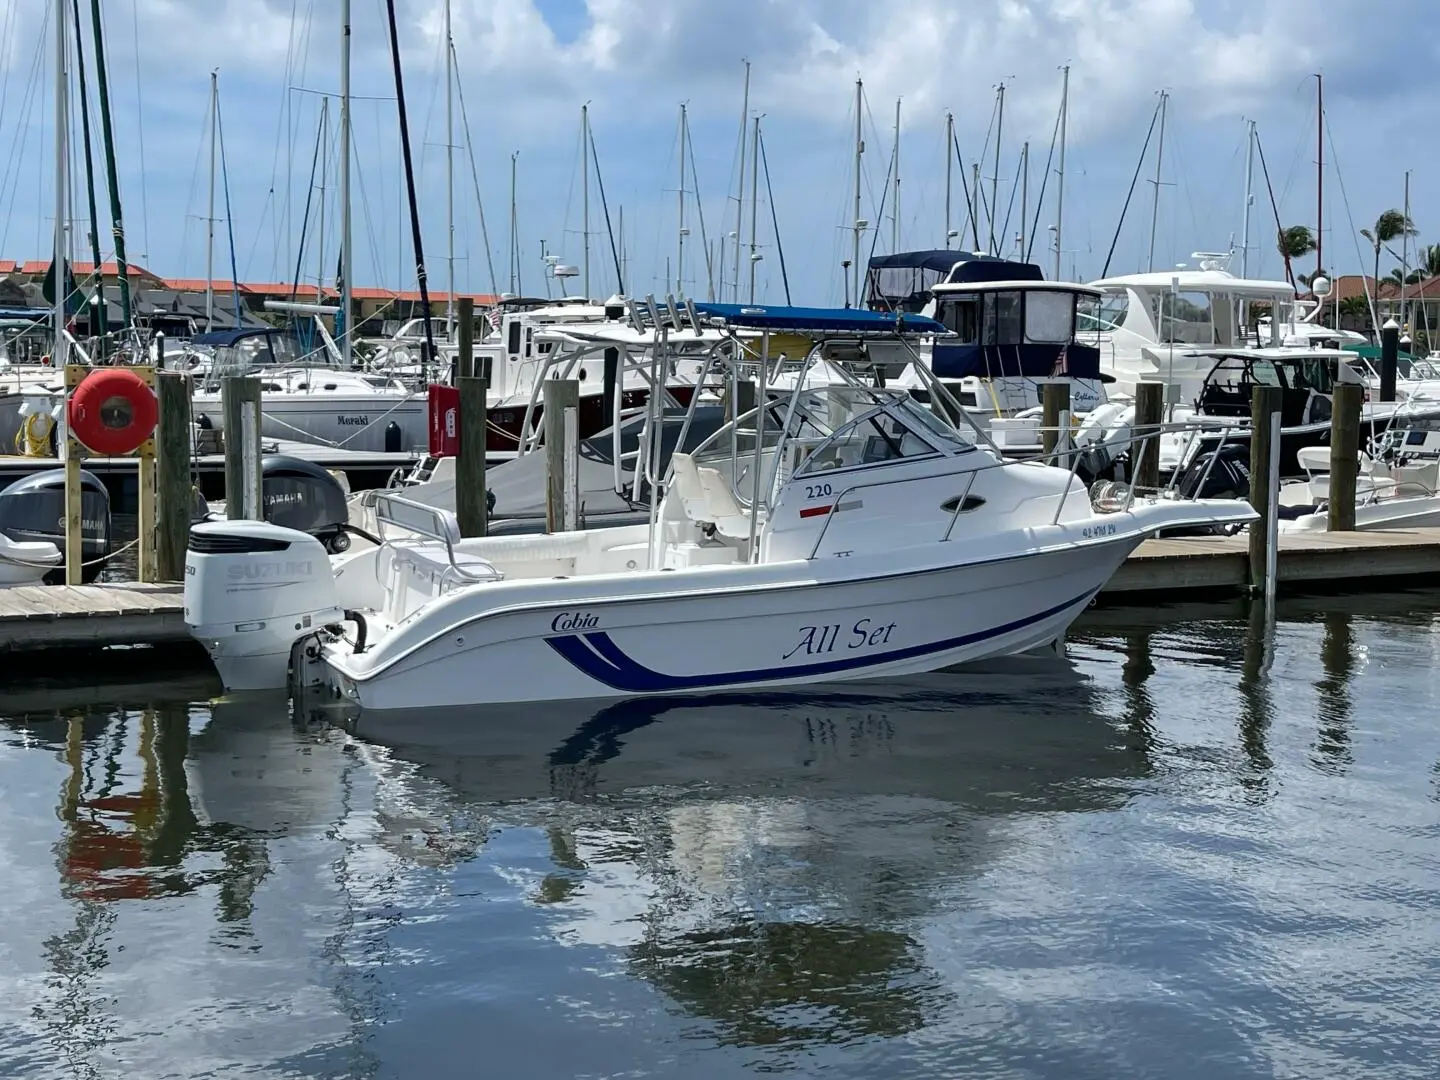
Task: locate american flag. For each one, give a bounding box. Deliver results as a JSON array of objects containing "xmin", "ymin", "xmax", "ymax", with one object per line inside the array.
[{"xmin": 1051, "ymin": 341, "xmax": 1069, "ymax": 377}]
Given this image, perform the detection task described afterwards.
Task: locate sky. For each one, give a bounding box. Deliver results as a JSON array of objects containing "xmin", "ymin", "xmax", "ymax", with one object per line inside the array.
[{"xmin": 0, "ymin": 0, "xmax": 1436, "ymax": 308}]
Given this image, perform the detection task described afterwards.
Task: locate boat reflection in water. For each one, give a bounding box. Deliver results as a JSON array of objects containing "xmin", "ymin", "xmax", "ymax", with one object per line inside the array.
[{"xmin": 7, "ymin": 591, "xmax": 1394, "ymax": 1073}]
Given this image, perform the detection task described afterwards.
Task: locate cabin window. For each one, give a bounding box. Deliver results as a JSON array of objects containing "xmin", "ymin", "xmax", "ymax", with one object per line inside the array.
[
  {"xmin": 1157, "ymin": 291, "xmax": 1216, "ymax": 345},
  {"xmin": 506, "ymin": 320, "xmax": 521, "ymax": 356},
  {"xmin": 940, "ymin": 298, "xmax": 979, "ymax": 343},
  {"xmin": 982, "ymin": 293, "xmax": 997, "ymax": 345},
  {"xmin": 992, "ymin": 291, "xmax": 1023, "ymax": 345},
  {"xmin": 1024, "ymin": 291, "xmax": 1073, "ymax": 343},
  {"xmin": 525, "ymin": 327, "xmax": 533, "ymax": 357}
]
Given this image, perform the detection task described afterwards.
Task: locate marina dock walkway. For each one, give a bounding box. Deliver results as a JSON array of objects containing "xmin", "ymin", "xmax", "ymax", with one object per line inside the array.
[{"xmin": 5, "ymin": 529, "xmax": 1440, "ymax": 660}]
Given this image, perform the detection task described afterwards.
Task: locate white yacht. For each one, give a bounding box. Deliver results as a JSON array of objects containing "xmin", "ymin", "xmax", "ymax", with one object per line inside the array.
[{"xmin": 183, "ymin": 304, "xmax": 1257, "ymax": 707}]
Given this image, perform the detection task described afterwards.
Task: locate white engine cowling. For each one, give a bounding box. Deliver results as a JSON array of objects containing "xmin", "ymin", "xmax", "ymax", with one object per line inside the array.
[{"xmin": 185, "ymin": 520, "xmax": 344, "ymax": 691}]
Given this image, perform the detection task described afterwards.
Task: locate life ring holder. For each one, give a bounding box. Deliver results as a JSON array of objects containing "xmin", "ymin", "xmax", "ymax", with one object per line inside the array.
[{"xmin": 66, "ymin": 366, "xmax": 159, "ymax": 457}]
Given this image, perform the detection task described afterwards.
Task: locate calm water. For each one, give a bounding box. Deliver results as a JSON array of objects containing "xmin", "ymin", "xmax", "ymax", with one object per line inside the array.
[{"xmin": 2, "ymin": 592, "xmax": 1439, "ymax": 1079}]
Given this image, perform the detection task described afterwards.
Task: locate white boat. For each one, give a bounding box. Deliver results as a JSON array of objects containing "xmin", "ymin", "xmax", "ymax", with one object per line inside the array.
[
  {"xmin": 0, "ymin": 530, "xmax": 60, "ymax": 587},
  {"xmin": 1279, "ymin": 446, "xmax": 1440, "ymax": 531},
  {"xmin": 183, "ymin": 303, "xmax": 1257, "ymax": 708}
]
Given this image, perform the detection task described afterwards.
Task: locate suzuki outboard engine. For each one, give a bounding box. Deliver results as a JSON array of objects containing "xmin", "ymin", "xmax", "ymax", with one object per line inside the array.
[
  {"xmin": 184, "ymin": 520, "xmax": 344, "ymax": 691},
  {"xmin": 259, "ymin": 455, "xmax": 351, "ymax": 553},
  {"xmin": 0, "ymin": 468, "xmax": 111, "ymax": 583}
]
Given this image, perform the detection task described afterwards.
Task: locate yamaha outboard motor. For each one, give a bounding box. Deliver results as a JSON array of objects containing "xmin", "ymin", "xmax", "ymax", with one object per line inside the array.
[
  {"xmin": 0, "ymin": 468, "xmax": 111, "ymax": 583},
  {"xmin": 259, "ymin": 455, "xmax": 351, "ymax": 554}
]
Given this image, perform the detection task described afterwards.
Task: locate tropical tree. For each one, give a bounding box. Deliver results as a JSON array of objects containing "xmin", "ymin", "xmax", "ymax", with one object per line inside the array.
[
  {"xmin": 1276, "ymin": 225, "xmax": 1317, "ymax": 286},
  {"xmin": 1360, "ymin": 209, "xmax": 1418, "ymax": 306},
  {"xmin": 1338, "ymin": 295, "xmax": 1370, "ymax": 330}
]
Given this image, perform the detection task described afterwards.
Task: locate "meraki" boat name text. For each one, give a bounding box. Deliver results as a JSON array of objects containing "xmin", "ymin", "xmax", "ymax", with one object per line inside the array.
[{"xmin": 783, "ymin": 617, "xmax": 897, "ymax": 660}]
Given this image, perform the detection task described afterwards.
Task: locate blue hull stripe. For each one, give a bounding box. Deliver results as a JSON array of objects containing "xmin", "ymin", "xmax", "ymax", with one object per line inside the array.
[{"xmin": 545, "ymin": 588, "xmax": 1097, "ymax": 693}]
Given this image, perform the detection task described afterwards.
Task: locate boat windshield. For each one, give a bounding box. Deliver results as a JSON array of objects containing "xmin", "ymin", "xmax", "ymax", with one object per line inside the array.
[
  {"xmin": 789, "ymin": 388, "xmax": 973, "ymax": 478},
  {"xmin": 1077, "ymin": 292, "xmax": 1128, "ymax": 332}
]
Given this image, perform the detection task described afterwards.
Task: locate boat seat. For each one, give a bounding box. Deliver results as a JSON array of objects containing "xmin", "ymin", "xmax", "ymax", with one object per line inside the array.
[
  {"xmin": 0, "ymin": 536, "xmax": 61, "ymax": 564},
  {"xmin": 669, "ymin": 453, "xmax": 751, "ymax": 539},
  {"xmin": 393, "ymin": 541, "xmax": 504, "ymax": 587}
]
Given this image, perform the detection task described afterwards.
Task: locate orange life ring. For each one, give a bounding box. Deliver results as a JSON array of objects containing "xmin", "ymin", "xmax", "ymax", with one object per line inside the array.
[{"xmin": 68, "ymin": 368, "xmax": 158, "ymax": 455}]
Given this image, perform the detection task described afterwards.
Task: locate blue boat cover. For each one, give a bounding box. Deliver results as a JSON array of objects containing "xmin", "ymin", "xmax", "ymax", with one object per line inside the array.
[{"xmin": 691, "ymin": 301, "xmax": 946, "ymax": 336}]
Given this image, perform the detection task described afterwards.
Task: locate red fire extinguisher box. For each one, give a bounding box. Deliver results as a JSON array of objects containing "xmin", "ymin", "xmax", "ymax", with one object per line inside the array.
[{"xmin": 428, "ymin": 384, "xmax": 460, "ymax": 456}]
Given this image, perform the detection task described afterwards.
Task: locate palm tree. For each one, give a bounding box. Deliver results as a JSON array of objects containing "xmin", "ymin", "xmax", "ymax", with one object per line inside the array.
[
  {"xmin": 1338, "ymin": 295, "xmax": 1370, "ymax": 330},
  {"xmin": 1360, "ymin": 209, "xmax": 1418, "ymax": 314},
  {"xmin": 1276, "ymin": 225, "xmax": 1316, "ymax": 287},
  {"xmin": 1415, "ymin": 243, "xmax": 1440, "ymax": 280}
]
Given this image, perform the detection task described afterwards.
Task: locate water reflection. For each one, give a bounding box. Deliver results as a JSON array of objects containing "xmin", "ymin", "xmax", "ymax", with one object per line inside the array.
[
  {"xmin": 3, "ymin": 591, "xmax": 1437, "ymax": 1077},
  {"xmin": 1314, "ymin": 611, "xmax": 1356, "ymax": 774}
]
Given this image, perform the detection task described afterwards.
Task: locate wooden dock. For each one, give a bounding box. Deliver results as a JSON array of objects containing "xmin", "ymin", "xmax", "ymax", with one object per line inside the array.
[
  {"xmin": 6, "ymin": 529, "xmax": 1440, "ymax": 662},
  {"xmin": 0, "ymin": 582, "xmax": 186, "ymax": 656}
]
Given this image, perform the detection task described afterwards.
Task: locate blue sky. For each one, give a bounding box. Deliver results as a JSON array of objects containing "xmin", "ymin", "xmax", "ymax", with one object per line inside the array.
[{"xmin": 1, "ymin": 0, "xmax": 1436, "ymax": 305}]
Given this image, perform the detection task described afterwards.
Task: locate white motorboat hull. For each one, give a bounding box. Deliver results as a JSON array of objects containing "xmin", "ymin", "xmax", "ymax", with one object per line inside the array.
[
  {"xmin": 307, "ymin": 532, "xmax": 1148, "ymax": 710},
  {"xmin": 1281, "ymin": 496, "xmax": 1440, "ymax": 532},
  {"xmin": 192, "ymin": 394, "xmax": 428, "ymax": 454}
]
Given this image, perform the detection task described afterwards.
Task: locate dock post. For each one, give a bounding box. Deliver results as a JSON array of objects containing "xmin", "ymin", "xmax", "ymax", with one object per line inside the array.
[
  {"xmin": 1134, "ymin": 382, "xmax": 1164, "ymax": 494},
  {"xmin": 455, "ymin": 297, "xmax": 489, "ymax": 538},
  {"xmin": 63, "ymin": 364, "xmax": 86, "ymax": 585},
  {"xmin": 135, "ymin": 368, "xmax": 158, "ymax": 584},
  {"xmin": 1042, "ymin": 381, "xmax": 1070, "ymax": 460},
  {"xmin": 456, "ymin": 296, "xmax": 475, "ymax": 380},
  {"xmin": 1247, "ymin": 384, "xmax": 1283, "ymax": 597},
  {"xmin": 157, "ymin": 371, "xmax": 194, "ymax": 580},
  {"xmin": 1327, "ymin": 382, "xmax": 1363, "ymax": 532},
  {"xmin": 544, "ymin": 379, "xmax": 581, "ymax": 533},
  {"xmin": 222, "ymin": 376, "xmax": 263, "ymax": 519},
  {"xmin": 1380, "ymin": 317, "xmax": 1399, "ymax": 402}
]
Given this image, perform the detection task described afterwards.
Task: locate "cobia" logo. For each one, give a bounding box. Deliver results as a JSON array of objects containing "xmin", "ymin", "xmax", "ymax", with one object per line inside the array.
[{"xmin": 551, "ymin": 611, "xmax": 599, "ymax": 632}]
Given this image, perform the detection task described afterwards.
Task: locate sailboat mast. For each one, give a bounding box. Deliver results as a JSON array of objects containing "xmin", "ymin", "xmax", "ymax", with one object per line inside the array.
[
  {"xmin": 86, "ymin": 0, "xmax": 132, "ymax": 332},
  {"xmin": 314, "ymin": 97, "xmax": 327, "ymax": 301},
  {"xmin": 1402, "ymin": 168, "xmax": 1411, "ymax": 329},
  {"xmin": 508, "ymin": 151, "xmax": 519, "ymax": 295},
  {"xmin": 971, "ymin": 163, "xmax": 980, "ymax": 250},
  {"xmin": 1147, "ymin": 89, "xmax": 1168, "ymax": 272},
  {"xmin": 582, "ymin": 102, "xmax": 590, "ymax": 299},
  {"xmin": 52, "ymin": 0, "xmax": 68, "ymax": 363},
  {"xmin": 731, "ymin": 60, "xmax": 750, "ymax": 304},
  {"xmin": 748, "ymin": 114, "xmax": 761, "ymax": 304},
  {"xmin": 1315, "ymin": 73, "xmax": 1323, "ymax": 279},
  {"xmin": 677, "ymin": 103, "xmax": 687, "ymax": 296},
  {"xmin": 70, "ymin": 0, "xmax": 105, "ymax": 357},
  {"xmin": 206, "ymin": 70, "xmax": 217, "ymax": 331},
  {"xmin": 339, "ymin": 0, "xmax": 352, "ymax": 367},
  {"xmin": 1020, "ymin": 140, "xmax": 1028, "ymax": 259},
  {"xmin": 990, "ymin": 81, "xmax": 1003, "ymax": 252},
  {"xmin": 891, "ymin": 97, "xmax": 901, "ymax": 252},
  {"xmin": 944, "ymin": 111, "xmax": 953, "ymax": 249},
  {"xmin": 444, "ymin": 0, "xmax": 454, "ymax": 334},
  {"xmin": 1055, "ymin": 63, "xmax": 1069, "ymax": 279},
  {"xmin": 383, "ymin": 0, "xmax": 436, "ymax": 372},
  {"xmin": 1241, "ymin": 119, "xmax": 1255, "ymax": 277},
  {"xmin": 851, "ymin": 77, "xmax": 863, "ymax": 307}
]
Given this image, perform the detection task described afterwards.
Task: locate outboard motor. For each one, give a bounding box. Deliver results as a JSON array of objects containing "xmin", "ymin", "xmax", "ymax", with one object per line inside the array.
[
  {"xmin": 0, "ymin": 469, "xmax": 111, "ymax": 583},
  {"xmin": 184, "ymin": 520, "xmax": 344, "ymax": 691},
  {"xmin": 259, "ymin": 455, "xmax": 351, "ymax": 553},
  {"xmin": 1164, "ymin": 443, "xmax": 1253, "ymax": 536},
  {"xmin": 1176, "ymin": 443, "xmax": 1252, "ymax": 501}
]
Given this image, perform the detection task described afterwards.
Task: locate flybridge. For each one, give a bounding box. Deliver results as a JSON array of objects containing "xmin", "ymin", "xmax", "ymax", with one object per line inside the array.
[{"xmin": 864, "ymin": 249, "xmax": 1043, "ymax": 314}]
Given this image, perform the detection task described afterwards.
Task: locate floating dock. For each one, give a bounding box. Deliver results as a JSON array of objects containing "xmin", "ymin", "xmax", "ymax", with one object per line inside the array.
[{"xmin": 6, "ymin": 530, "xmax": 1440, "ymax": 663}]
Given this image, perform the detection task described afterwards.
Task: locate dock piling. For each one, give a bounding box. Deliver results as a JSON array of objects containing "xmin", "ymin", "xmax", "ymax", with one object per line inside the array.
[
  {"xmin": 1042, "ymin": 381, "xmax": 1070, "ymax": 460},
  {"xmin": 544, "ymin": 379, "xmax": 581, "ymax": 533},
  {"xmin": 1134, "ymin": 382, "xmax": 1164, "ymax": 494},
  {"xmin": 157, "ymin": 371, "xmax": 194, "ymax": 580},
  {"xmin": 1328, "ymin": 382, "xmax": 1363, "ymax": 532},
  {"xmin": 1380, "ymin": 318, "xmax": 1399, "ymax": 402},
  {"xmin": 1247, "ymin": 384, "xmax": 1282, "ymax": 597},
  {"xmin": 455, "ymin": 297, "xmax": 489, "ymax": 538},
  {"xmin": 221, "ymin": 376, "xmax": 262, "ymax": 519}
]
